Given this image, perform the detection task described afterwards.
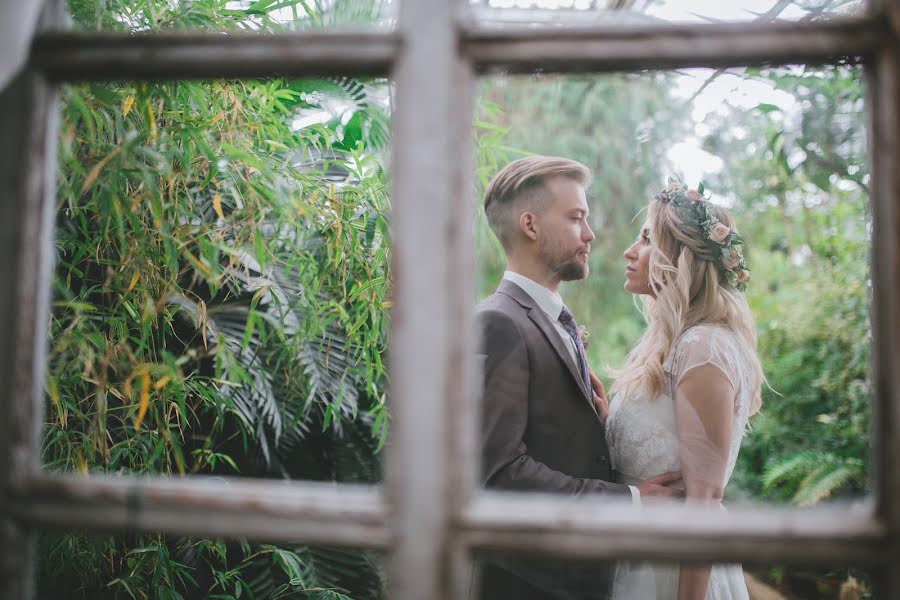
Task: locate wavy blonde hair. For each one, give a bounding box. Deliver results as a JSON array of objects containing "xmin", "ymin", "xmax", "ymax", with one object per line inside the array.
[{"xmin": 610, "ymin": 197, "xmax": 764, "ymax": 416}]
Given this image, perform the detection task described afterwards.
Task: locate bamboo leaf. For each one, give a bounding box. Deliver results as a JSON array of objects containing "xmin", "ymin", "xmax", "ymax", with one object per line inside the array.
[
  {"xmin": 126, "ymin": 271, "xmax": 140, "ymax": 293},
  {"xmin": 213, "ymin": 193, "xmax": 225, "ymax": 220},
  {"xmin": 122, "ymin": 95, "xmax": 136, "ymax": 118},
  {"xmin": 133, "ymin": 371, "xmax": 151, "ymax": 431},
  {"xmin": 80, "ymin": 145, "xmax": 122, "ymax": 195}
]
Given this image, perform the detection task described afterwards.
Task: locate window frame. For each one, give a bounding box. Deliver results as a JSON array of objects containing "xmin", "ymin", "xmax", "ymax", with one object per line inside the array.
[{"xmin": 1, "ymin": 0, "xmax": 897, "ymax": 598}]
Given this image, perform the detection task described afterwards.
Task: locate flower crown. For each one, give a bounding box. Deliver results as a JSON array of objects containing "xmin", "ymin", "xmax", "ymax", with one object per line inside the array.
[{"xmin": 654, "ymin": 177, "xmax": 750, "ymax": 292}]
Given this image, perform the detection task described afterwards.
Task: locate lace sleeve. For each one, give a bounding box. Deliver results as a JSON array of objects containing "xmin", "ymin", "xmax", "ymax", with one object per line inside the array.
[{"xmin": 670, "ymin": 327, "xmax": 739, "ymax": 503}]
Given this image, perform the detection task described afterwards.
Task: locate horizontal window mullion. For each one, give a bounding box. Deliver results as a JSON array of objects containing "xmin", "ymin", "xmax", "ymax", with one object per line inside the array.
[
  {"xmin": 460, "ymin": 493, "xmax": 886, "ymax": 565},
  {"xmin": 31, "ymin": 31, "xmax": 400, "ymax": 81},
  {"xmin": 13, "ymin": 472, "xmax": 390, "ymax": 548},
  {"xmin": 462, "ymin": 15, "xmax": 884, "ymax": 73}
]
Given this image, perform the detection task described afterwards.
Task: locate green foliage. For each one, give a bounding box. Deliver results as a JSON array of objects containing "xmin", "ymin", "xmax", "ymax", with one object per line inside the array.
[
  {"xmin": 41, "ymin": 1, "xmax": 393, "ymax": 598},
  {"xmin": 701, "ymin": 64, "xmax": 871, "ymax": 505}
]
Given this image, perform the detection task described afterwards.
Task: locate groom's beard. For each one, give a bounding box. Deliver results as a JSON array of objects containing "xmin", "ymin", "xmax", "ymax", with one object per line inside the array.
[{"xmin": 539, "ymin": 240, "xmax": 590, "ymax": 281}]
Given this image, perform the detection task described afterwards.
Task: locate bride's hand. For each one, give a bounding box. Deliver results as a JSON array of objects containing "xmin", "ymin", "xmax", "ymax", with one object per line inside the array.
[
  {"xmin": 588, "ymin": 370, "xmax": 609, "ymax": 422},
  {"xmin": 636, "ymin": 471, "xmax": 685, "ymax": 500}
]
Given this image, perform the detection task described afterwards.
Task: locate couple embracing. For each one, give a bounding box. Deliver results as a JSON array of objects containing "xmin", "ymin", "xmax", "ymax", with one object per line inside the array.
[{"xmin": 476, "ymin": 156, "xmax": 764, "ymax": 600}]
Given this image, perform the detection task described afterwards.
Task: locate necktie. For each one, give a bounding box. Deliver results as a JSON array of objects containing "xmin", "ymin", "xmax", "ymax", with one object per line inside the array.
[{"xmin": 558, "ymin": 305, "xmax": 591, "ymax": 396}]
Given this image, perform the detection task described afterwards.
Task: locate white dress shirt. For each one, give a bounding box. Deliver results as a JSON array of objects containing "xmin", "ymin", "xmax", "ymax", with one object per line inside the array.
[{"xmin": 501, "ymin": 270, "xmax": 642, "ymax": 504}]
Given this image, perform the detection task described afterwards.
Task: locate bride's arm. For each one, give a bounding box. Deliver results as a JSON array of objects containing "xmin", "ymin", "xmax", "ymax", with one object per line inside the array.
[{"xmin": 673, "ymin": 363, "xmax": 735, "ymax": 600}]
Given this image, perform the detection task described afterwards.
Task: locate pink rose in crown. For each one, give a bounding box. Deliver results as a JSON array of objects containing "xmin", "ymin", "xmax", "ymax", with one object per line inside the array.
[
  {"xmin": 686, "ymin": 189, "xmax": 703, "ymax": 201},
  {"xmin": 723, "ymin": 253, "xmax": 741, "ymax": 270},
  {"xmin": 709, "ymin": 223, "xmax": 731, "ymax": 244},
  {"xmin": 737, "ymin": 269, "xmax": 750, "ymax": 283}
]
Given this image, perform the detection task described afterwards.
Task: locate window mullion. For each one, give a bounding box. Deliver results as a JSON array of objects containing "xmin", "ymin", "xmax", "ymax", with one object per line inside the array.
[
  {"xmin": 32, "ymin": 31, "xmax": 399, "ymax": 82},
  {"xmin": 0, "ymin": 5, "xmax": 63, "ymax": 599},
  {"xmin": 868, "ymin": 20, "xmax": 900, "ymax": 597},
  {"xmin": 11, "ymin": 472, "xmax": 390, "ymax": 547},
  {"xmin": 386, "ymin": 0, "xmax": 472, "ymax": 598},
  {"xmin": 463, "ymin": 494, "xmax": 885, "ymax": 565},
  {"xmin": 462, "ymin": 16, "xmax": 881, "ymax": 73}
]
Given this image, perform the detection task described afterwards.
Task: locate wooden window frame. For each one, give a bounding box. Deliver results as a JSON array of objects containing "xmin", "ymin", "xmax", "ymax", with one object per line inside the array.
[{"xmin": 1, "ymin": 1, "xmax": 898, "ymax": 598}]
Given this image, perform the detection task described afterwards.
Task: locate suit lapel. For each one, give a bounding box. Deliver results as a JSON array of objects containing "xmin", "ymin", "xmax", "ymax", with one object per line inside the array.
[{"xmin": 497, "ymin": 280, "xmax": 593, "ymax": 403}]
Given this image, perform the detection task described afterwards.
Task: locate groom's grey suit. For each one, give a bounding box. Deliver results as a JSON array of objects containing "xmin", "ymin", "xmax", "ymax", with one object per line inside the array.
[{"xmin": 476, "ymin": 278, "xmax": 630, "ymax": 600}]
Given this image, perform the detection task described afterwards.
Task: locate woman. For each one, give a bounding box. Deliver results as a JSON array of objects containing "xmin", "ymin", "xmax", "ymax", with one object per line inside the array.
[{"xmin": 606, "ymin": 179, "xmax": 764, "ymax": 600}]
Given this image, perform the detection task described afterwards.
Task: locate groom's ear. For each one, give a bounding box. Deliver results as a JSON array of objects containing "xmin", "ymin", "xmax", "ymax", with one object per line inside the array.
[{"xmin": 519, "ymin": 211, "xmax": 539, "ymax": 241}]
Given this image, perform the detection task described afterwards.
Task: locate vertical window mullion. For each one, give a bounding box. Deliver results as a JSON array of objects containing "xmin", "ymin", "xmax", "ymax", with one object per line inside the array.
[
  {"xmin": 0, "ymin": 29, "xmax": 60, "ymax": 600},
  {"xmin": 386, "ymin": 0, "xmax": 473, "ymax": 598},
  {"xmin": 868, "ymin": 32, "xmax": 900, "ymax": 597}
]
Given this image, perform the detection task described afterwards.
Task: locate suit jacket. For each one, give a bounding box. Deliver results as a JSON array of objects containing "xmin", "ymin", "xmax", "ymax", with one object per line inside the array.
[{"xmin": 475, "ymin": 279, "xmax": 629, "ymax": 600}]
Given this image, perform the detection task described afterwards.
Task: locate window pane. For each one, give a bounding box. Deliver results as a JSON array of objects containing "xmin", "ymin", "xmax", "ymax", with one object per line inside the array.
[
  {"xmin": 38, "ymin": 530, "xmax": 385, "ymax": 599},
  {"xmin": 474, "ymin": 65, "xmax": 871, "ymax": 509},
  {"xmin": 46, "ymin": 77, "xmax": 391, "ymax": 484},
  {"xmin": 469, "ymin": 0, "xmax": 865, "ymax": 28},
  {"xmin": 58, "ymin": 0, "xmax": 395, "ymax": 32}
]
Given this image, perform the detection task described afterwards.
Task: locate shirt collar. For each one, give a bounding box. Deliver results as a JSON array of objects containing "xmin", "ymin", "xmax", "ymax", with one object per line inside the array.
[{"xmin": 503, "ymin": 271, "xmax": 564, "ymax": 321}]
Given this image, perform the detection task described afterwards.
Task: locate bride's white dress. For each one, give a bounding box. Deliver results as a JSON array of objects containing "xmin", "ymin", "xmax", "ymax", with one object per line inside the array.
[{"xmin": 606, "ymin": 324, "xmax": 752, "ymax": 600}]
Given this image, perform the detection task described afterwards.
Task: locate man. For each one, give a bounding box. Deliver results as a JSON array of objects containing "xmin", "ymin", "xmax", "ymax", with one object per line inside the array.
[{"xmin": 476, "ymin": 156, "xmax": 682, "ymax": 599}]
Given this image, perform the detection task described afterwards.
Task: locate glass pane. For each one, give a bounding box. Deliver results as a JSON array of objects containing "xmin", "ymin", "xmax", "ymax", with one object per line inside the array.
[
  {"xmin": 474, "ymin": 65, "xmax": 871, "ymax": 509},
  {"xmin": 60, "ymin": 0, "xmax": 395, "ymax": 32},
  {"xmin": 469, "ymin": 0, "xmax": 866, "ymax": 27},
  {"xmin": 38, "ymin": 530, "xmax": 385, "ymax": 599},
  {"xmin": 46, "ymin": 76, "xmax": 391, "ymax": 484}
]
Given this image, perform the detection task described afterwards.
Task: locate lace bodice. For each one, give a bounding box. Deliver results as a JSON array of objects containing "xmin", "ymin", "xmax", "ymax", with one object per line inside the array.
[{"xmin": 606, "ymin": 324, "xmax": 753, "ymax": 490}]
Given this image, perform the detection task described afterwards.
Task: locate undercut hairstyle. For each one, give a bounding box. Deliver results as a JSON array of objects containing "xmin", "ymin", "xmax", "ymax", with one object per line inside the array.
[{"xmin": 483, "ymin": 155, "xmax": 592, "ymax": 250}]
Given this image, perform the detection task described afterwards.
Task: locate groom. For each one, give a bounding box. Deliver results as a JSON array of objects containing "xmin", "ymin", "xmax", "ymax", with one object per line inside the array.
[{"xmin": 476, "ymin": 156, "xmax": 682, "ymax": 599}]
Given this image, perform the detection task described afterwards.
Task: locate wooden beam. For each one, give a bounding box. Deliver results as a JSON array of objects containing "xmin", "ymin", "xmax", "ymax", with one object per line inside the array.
[
  {"xmin": 31, "ymin": 30, "xmax": 400, "ymax": 81},
  {"xmin": 461, "ymin": 493, "xmax": 886, "ymax": 565},
  {"xmin": 463, "ymin": 16, "xmax": 884, "ymax": 73},
  {"xmin": 868, "ymin": 12, "xmax": 900, "ymax": 597},
  {"xmin": 385, "ymin": 0, "xmax": 473, "ymax": 598},
  {"xmin": 11, "ymin": 473, "xmax": 390, "ymax": 548},
  {"xmin": 0, "ymin": 4, "xmax": 63, "ymax": 598}
]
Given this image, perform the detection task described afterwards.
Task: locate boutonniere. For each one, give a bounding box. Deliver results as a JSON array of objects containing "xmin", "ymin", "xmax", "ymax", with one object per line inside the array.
[{"xmin": 577, "ymin": 324, "xmax": 590, "ymax": 349}]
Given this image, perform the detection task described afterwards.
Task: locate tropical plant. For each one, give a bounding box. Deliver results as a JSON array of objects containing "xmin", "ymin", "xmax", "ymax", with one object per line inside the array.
[{"xmin": 39, "ymin": 1, "xmax": 394, "ymax": 598}]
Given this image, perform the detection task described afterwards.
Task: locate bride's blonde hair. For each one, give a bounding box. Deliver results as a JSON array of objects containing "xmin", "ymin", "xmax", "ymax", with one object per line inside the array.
[{"xmin": 610, "ymin": 196, "xmax": 764, "ymax": 416}]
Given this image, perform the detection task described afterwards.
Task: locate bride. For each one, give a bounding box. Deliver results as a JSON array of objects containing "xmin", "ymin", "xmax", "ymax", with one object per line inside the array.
[{"xmin": 604, "ymin": 180, "xmax": 764, "ymax": 600}]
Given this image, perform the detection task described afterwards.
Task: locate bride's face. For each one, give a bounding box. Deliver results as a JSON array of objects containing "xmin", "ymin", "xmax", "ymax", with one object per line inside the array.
[{"xmin": 623, "ymin": 219, "xmax": 654, "ymax": 296}]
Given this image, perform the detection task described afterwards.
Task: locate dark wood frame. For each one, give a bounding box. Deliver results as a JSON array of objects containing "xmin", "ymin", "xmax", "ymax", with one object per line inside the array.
[{"xmin": 1, "ymin": 1, "xmax": 897, "ymax": 598}]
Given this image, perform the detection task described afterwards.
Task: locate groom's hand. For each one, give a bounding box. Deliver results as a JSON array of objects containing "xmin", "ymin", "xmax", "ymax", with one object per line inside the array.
[
  {"xmin": 636, "ymin": 471, "xmax": 685, "ymax": 499},
  {"xmin": 588, "ymin": 370, "xmax": 609, "ymax": 422}
]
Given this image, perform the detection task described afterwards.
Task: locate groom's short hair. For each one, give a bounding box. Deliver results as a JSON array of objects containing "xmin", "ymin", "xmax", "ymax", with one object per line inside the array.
[{"xmin": 484, "ymin": 155, "xmax": 592, "ymax": 250}]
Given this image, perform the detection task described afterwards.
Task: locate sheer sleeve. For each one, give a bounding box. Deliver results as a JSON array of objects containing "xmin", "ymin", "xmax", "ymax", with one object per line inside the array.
[{"xmin": 670, "ymin": 327, "xmax": 740, "ymax": 503}]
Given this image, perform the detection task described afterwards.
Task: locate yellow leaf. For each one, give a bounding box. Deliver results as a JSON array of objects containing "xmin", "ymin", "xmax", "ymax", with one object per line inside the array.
[
  {"xmin": 122, "ymin": 95, "xmax": 135, "ymax": 118},
  {"xmin": 133, "ymin": 371, "xmax": 151, "ymax": 431},
  {"xmin": 184, "ymin": 249, "xmax": 212, "ymax": 277},
  {"xmin": 381, "ymin": 301, "xmax": 393, "ymax": 309},
  {"xmin": 251, "ymin": 285, "xmax": 269, "ymax": 304},
  {"xmin": 212, "ymin": 194, "xmax": 224, "ymax": 220},
  {"xmin": 47, "ymin": 376, "xmax": 60, "ymax": 409},
  {"xmin": 75, "ymin": 450, "xmax": 88, "ymax": 475},
  {"xmin": 154, "ymin": 375, "xmax": 171, "ymax": 390},
  {"xmin": 197, "ymin": 299, "xmax": 208, "ymax": 351},
  {"xmin": 146, "ymin": 100, "xmax": 157, "ymax": 142},
  {"xmin": 126, "ymin": 271, "xmax": 139, "ymax": 293},
  {"xmin": 80, "ymin": 146, "xmax": 122, "ymax": 195},
  {"xmin": 46, "ymin": 376, "xmax": 66, "ymax": 427}
]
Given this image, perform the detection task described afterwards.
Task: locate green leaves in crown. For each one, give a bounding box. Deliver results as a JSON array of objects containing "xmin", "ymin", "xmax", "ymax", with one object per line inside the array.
[{"xmin": 656, "ymin": 177, "xmax": 750, "ymax": 291}]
